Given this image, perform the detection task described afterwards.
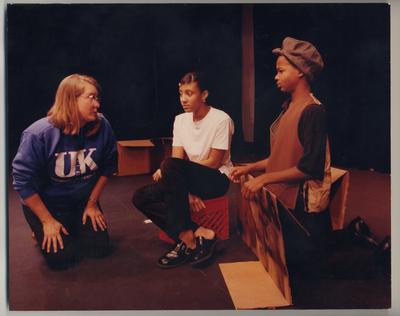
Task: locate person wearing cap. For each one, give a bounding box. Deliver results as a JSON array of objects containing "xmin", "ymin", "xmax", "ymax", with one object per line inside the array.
[{"xmin": 230, "ymin": 37, "xmax": 332, "ymax": 274}]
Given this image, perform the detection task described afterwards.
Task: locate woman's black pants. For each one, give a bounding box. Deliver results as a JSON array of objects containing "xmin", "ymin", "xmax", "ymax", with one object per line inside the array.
[
  {"xmin": 22, "ymin": 201, "xmax": 111, "ymax": 270},
  {"xmin": 132, "ymin": 157, "xmax": 230, "ymax": 242}
]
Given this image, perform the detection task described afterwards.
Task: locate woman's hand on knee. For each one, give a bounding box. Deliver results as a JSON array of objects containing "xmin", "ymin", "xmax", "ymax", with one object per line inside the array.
[
  {"xmin": 188, "ymin": 193, "xmax": 205, "ymax": 213},
  {"xmin": 153, "ymin": 169, "xmax": 162, "ymax": 182},
  {"xmin": 42, "ymin": 217, "xmax": 69, "ymax": 254},
  {"xmin": 82, "ymin": 203, "xmax": 107, "ymax": 232}
]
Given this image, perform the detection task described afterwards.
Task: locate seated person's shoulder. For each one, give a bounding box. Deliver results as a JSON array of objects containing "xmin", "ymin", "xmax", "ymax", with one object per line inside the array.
[
  {"xmin": 211, "ymin": 107, "xmax": 232, "ymax": 123},
  {"xmin": 174, "ymin": 112, "xmax": 191, "ymax": 122}
]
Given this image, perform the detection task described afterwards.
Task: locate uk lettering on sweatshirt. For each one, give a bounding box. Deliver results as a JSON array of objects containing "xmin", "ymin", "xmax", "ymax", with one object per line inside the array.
[{"xmin": 54, "ymin": 148, "xmax": 98, "ymax": 178}]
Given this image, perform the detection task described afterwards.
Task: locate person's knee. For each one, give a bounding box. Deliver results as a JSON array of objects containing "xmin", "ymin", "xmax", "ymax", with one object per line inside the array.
[
  {"xmin": 79, "ymin": 222, "xmax": 111, "ymax": 258},
  {"xmin": 43, "ymin": 238, "xmax": 78, "ymax": 270},
  {"xmin": 132, "ymin": 184, "xmax": 158, "ymax": 210},
  {"xmin": 83, "ymin": 232, "xmax": 111, "ymax": 258},
  {"xmin": 160, "ymin": 157, "xmax": 181, "ymax": 175}
]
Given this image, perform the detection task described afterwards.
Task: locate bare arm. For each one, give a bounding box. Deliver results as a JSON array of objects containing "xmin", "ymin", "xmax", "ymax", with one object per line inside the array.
[
  {"xmin": 230, "ymin": 158, "xmax": 269, "ymax": 182},
  {"xmin": 241, "ymin": 166, "xmax": 310, "ymax": 200},
  {"xmin": 86, "ymin": 176, "xmax": 108, "ymax": 204},
  {"xmin": 171, "ymin": 146, "xmax": 185, "ymax": 159},
  {"xmin": 248, "ymin": 158, "xmax": 269, "ymax": 172},
  {"xmin": 197, "ymin": 148, "xmax": 226, "ymax": 169},
  {"xmin": 24, "ymin": 193, "xmax": 54, "ymax": 224},
  {"xmin": 82, "ymin": 176, "xmax": 109, "ymax": 231}
]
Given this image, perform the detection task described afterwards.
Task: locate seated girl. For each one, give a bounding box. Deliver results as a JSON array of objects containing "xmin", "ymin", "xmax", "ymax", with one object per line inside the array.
[{"xmin": 132, "ymin": 71, "xmax": 234, "ymax": 269}]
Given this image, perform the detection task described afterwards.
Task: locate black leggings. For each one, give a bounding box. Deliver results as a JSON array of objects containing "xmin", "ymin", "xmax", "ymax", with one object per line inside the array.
[
  {"xmin": 132, "ymin": 157, "xmax": 230, "ymax": 242},
  {"xmin": 278, "ymin": 193, "xmax": 331, "ymax": 273},
  {"xmin": 23, "ymin": 202, "xmax": 110, "ymax": 270}
]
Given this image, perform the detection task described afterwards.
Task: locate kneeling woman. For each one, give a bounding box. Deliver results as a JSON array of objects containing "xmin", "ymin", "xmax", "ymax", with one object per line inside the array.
[
  {"xmin": 12, "ymin": 74, "xmax": 117, "ymax": 270},
  {"xmin": 133, "ymin": 72, "xmax": 234, "ymax": 269}
]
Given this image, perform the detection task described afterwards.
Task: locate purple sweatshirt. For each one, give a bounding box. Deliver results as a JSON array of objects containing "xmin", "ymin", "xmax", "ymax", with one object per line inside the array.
[{"xmin": 12, "ymin": 114, "xmax": 117, "ymax": 209}]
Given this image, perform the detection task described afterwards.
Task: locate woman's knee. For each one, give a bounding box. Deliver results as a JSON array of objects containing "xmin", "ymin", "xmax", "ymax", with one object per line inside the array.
[
  {"xmin": 42, "ymin": 238, "xmax": 78, "ymax": 270},
  {"xmin": 79, "ymin": 228, "xmax": 111, "ymax": 258},
  {"xmin": 160, "ymin": 157, "xmax": 182, "ymax": 175},
  {"xmin": 132, "ymin": 184, "xmax": 156, "ymax": 209},
  {"xmin": 79, "ymin": 217, "xmax": 110, "ymax": 252}
]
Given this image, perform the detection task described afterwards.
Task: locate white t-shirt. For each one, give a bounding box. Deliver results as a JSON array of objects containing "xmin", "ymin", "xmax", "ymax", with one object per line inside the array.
[{"xmin": 172, "ymin": 106, "xmax": 234, "ymax": 176}]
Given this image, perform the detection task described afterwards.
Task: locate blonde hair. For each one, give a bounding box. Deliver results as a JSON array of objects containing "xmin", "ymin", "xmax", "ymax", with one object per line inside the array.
[{"xmin": 47, "ymin": 74, "xmax": 100, "ymax": 136}]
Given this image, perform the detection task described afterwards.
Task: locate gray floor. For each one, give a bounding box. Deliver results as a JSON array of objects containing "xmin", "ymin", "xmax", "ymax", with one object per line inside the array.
[{"xmin": 7, "ymin": 169, "xmax": 391, "ymax": 310}]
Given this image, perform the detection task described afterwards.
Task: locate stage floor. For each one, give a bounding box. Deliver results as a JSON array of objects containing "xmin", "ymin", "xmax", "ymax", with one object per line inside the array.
[{"xmin": 7, "ymin": 169, "xmax": 391, "ymax": 310}]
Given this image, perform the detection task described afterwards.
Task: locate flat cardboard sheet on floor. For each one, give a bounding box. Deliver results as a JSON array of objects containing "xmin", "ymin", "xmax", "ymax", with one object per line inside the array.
[
  {"xmin": 219, "ymin": 261, "xmax": 290, "ymax": 309},
  {"xmin": 236, "ymin": 180, "xmax": 292, "ymax": 307}
]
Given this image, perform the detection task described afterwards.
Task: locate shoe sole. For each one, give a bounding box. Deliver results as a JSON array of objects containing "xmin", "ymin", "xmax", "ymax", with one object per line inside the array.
[
  {"xmin": 157, "ymin": 253, "xmax": 193, "ymax": 269},
  {"xmin": 157, "ymin": 258, "xmax": 191, "ymax": 269},
  {"xmin": 190, "ymin": 239, "xmax": 218, "ymax": 268}
]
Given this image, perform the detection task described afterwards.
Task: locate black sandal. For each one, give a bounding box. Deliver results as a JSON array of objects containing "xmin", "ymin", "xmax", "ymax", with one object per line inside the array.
[
  {"xmin": 157, "ymin": 241, "xmax": 194, "ymax": 269},
  {"xmin": 191, "ymin": 236, "xmax": 218, "ymax": 267}
]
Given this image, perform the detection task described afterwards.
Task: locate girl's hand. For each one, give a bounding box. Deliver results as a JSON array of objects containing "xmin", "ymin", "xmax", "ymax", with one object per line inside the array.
[
  {"xmin": 230, "ymin": 165, "xmax": 251, "ymax": 183},
  {"xmin": 153, "ymin": 169, "xmax": 162, "ymax": 182},
  {"xmin": 188, "ymin": 193, "xmax": 206, "ymax": 213},
  {"xmin": 42, "ymin": 217, "xmax": 69, "ymax": 253},
  {"xmin": 241, "ymin": 176, "xmax": 265, "ymax": 200}
]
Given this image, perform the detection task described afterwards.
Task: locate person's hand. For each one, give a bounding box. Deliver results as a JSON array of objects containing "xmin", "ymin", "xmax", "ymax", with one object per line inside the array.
[
  {"xmin": 42, "ymin": 217, "xmax": 69, "ymax": 253},
  {"xmin": 82, "ymin": 202, "xmax": 107, "ymax": 232},
  {"xmin": 241, "ymin": 176, "xmax": 265, "ymax": 200},
  {"xmin": 153, "ymin": 169, "xmax": 162, "ymax": 182},
  {"xmin": 230, "ymin": 165, "xmax": 251, "ymax": 183},
  {"xmin": 188, "ymin": 193, "xmax": 206, "ymax": 213}
]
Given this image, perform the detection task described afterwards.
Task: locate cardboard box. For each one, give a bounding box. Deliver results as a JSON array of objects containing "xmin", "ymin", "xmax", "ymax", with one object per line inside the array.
[
  {"xmin": 220, "ymin": 167, "xmax": 350, "ymax": 309},
  {"xmin": 159, "ymin": 196, "xmax": 229, "ymax": 243},
  {"xmin": 117, "ymin": 139, "xmax": 155, "ymax": 176},
  {"xmin": 219, "ymin": 261, "xmax": 291, "ymax": 309},
  {"xmin": 232, "ymin": 177, "xmax": 292, "ymax": 308}
]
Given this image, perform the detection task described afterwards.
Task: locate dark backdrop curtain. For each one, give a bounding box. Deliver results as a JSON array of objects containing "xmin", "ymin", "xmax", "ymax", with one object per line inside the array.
[
  {"xmin": 7, "ymin": 4, "xmax": 242, "ymax": 160},
  {"xmin": 253, "ymin": 3, "xmax": 390, "ymax": 172}
]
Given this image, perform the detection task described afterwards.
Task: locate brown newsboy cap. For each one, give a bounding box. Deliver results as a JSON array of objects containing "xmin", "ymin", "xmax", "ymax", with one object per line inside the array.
[{"xmin": 272, "ymin": 37, "xmax": 324, "ymax": 81}]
